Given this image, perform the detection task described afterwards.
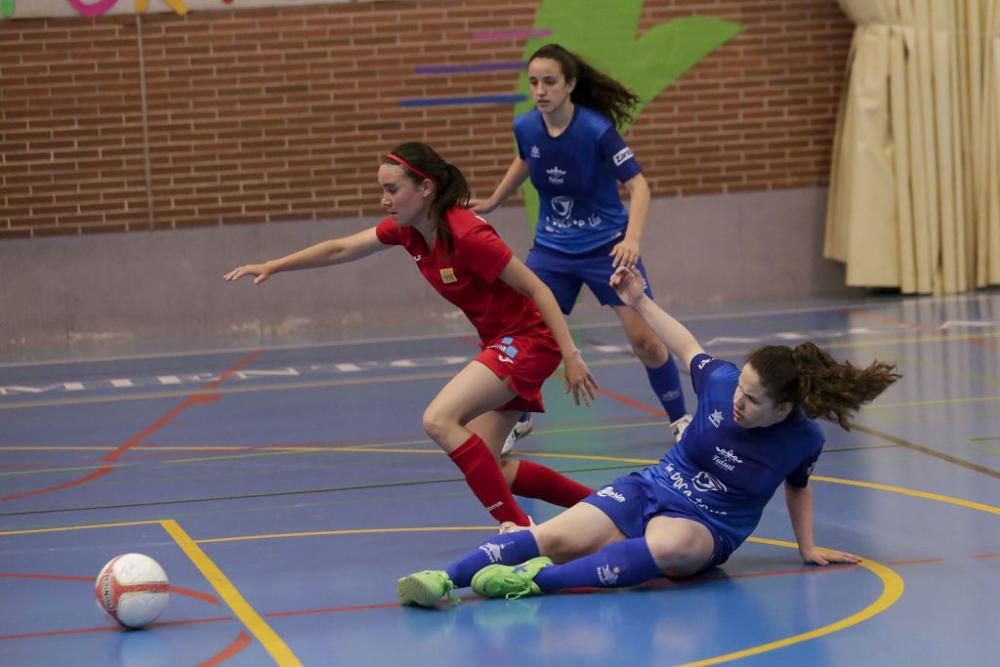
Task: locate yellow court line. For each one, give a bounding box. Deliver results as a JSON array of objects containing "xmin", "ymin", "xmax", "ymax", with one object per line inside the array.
[
  {"xmin": 813, "ymin": 475, "xmax": 1000, "ymax": 515},
  {"xmin": 200, "ymin": 526, "xmax": 903, "ymax": 667},
  {"xmin": 680, "ymin": 538, "xmax": 904, "ymax": 667},
  {"xmin": 521, "ymin": 451, "xmax": 656, "ymax": 465},
  {"xmin": 0, "ymin": 519, "xmax": 162, "ymax": 536},
  {"xmin": 0, "ymin": 463, "xmax": 127, "ymax": 478},
  {"xmin": 160, "ymin": 519, "xmax": 302, "ymax": 667},
  {"xmin": 197, "ymin": 525, "xmax": 496, "ymax": 544}
]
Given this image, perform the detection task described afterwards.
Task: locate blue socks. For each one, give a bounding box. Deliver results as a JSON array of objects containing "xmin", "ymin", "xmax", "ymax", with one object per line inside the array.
[
  {"xmin": 646, "ymin": 355, "xmax": 686, "ymax": 421},
  {"xmin": 446, "ymin": 530, "xmax": 540, "ymax": 588},
  {"xmin": 534, "ymin": 537, "xmax": 661, "ymax": 592}
]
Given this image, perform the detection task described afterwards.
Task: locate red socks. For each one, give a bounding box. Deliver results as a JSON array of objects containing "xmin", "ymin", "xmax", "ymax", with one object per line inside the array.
[
  {"xmin": 449, "ymin": 434, "xmax": 530, "ymax": 526},
  {"xmin": 511, "ymin": 460, "xmax": 593, "ymax": 508}
]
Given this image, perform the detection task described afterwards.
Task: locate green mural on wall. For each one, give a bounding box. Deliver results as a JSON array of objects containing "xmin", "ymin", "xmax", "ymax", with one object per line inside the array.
[{"xmin": 515, "ymin": 0, "xmax": 743, "ymax": 225}]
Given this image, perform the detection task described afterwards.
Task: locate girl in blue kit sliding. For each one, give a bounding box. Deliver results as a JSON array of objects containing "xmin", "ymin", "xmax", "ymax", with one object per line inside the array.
[
  {"xmin": 472, "ymin": 43, "xmax": 690, "ymax": 451},
  {"xmin": 396, "ymin": 266, "xmax": 901, "ymax": 607}
]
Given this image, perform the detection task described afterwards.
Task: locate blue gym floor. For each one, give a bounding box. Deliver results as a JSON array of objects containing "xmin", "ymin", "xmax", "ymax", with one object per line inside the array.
[{"xmin": 1, "ymin": 292, "xmax": 997, "ymax": 666}]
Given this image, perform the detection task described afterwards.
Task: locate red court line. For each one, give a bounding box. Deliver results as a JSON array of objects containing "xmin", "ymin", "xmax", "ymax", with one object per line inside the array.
[
  {"xmin": 196, "ymin": 631, "xmax": 252, "ymax": 667},
  {"xmin": 0, "ymin": 554, "xmax": 972, "ymax": 639},
  {"xmin": 0, "ymin": 616, "xmax": 233, "ymax": 641},
  {"xmin": 0, "ymin": 350, "xmax": 262, "ymax": 503},
  {"xmin": 0, "ymin": 572, "xmax": 221, "ymax": 604},
  {"xmin": 266, "ymin": 601, "xmax": 399, "ymax": 617},
  {"xmin": 595, "ymin": 386, "xmax": 667, "ymax": 417},
  {"xmin": 972, "ymin": 553, "xmax": 999, "ymax": 559},
  {"xmin": 885, "ymin": 558, "xmax": 945, "ymax": 566}
]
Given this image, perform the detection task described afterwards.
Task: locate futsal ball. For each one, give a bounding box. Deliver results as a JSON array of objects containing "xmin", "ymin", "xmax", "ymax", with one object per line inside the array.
[{"xmin": 95, "ymin": 553, "xmax": 170, "ymax": 629}]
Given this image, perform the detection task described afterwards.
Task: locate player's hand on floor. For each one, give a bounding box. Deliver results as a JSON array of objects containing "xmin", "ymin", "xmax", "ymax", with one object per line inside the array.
[{"xmin": 801, "ymin": 546, "xmax": 861, "ymax": 566}]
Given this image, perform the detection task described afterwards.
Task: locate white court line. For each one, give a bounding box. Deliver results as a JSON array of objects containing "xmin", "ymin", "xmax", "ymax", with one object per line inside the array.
[{"xmin": 5, "ymin": 292, "xmax": 993, "ymax": 369}]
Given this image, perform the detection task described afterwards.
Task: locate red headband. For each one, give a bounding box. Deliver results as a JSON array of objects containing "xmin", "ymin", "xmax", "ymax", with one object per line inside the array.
[{"xmin": 386, "ymin": 153, "xmax": 434, "ymax": 183}]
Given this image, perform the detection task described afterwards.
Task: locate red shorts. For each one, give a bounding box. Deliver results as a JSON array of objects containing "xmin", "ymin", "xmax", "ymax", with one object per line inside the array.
[{"xmin": 475, "ymin": 333, "xmax": 562, "ymax": 413}]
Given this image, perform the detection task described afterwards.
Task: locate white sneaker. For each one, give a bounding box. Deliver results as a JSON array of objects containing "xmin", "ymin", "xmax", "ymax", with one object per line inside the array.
[
  {"xmin": 501, "ymin": 415, "xmax": 533, "ymax": 455},
  {"xmin": 671, "ymin": 414, "xmax": 693, "ymax": 443}
]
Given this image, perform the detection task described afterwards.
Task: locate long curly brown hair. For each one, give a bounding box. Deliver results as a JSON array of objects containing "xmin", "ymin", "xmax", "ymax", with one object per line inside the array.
[
  {"xmin": 528, "ymin": 44, "xmax": 640, "ymax": 129},
  {"xmin": 747, "ymin": 343, "xmax": 901, "ymax": 430}
]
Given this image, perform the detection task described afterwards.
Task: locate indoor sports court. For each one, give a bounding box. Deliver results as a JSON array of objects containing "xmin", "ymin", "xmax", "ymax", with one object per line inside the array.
[
  {"xmin": 3, "ymin": 0, "xmax": 999, "ymax": 665},
  {"xmin": 2, "ymin": 292, "xmax": 998, "ymax": 665}
]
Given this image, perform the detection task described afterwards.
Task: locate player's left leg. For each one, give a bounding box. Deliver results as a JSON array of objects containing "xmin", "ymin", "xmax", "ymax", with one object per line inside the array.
[
  {"xmin": 584, "ymin": 255, "xmax": 690, "ymax": 434},
  {"xmin": 467, "ymin": 407, "xmax": 592, "ymax": 509},
  {"xmin": 423, "ymin": 361, "xmax": 530, "ymax": 526},
  {"xmin": 614, "ymin": 304, "xmax": 690, "ymax": 434}
]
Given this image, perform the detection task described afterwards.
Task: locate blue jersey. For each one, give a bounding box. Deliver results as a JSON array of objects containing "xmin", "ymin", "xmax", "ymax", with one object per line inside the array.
[
  {"xmin": 643, "ymin": 354, "xmax": 824, "ymax": 553},
  {"xmin": 514, "ymin": 105, "xmax": 642, "ymax": 254}
]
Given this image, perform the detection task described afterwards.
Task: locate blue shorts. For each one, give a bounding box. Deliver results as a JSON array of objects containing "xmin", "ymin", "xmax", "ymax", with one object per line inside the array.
[
  {"xmin": 581, "ymin": 471, "xmax": 733, "ymax": 571},
  {"xmin": 525, "ymin": 242, "xmax": 655, "ymax": 315}
]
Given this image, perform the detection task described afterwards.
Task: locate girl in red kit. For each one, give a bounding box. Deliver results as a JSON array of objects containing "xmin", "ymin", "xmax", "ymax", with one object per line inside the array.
[{"xmin": 225, "ymin": 142, "xmax": 598, "ymax": 527}]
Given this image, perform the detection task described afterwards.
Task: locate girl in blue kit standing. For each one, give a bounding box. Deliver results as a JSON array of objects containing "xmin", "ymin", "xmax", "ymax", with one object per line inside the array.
[
  {"xmin": 473, "ymin": 43, "xmax": 690, "ymax": 451},
  {"xmin": 396, "ymin": 266, "xmax": 900, "ymax": 607}
]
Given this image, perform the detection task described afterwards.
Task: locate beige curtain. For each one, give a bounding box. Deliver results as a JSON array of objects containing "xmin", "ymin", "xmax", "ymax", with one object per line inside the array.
[{"xmin": 826, "ymin": 0, "xmax": 1000, "ymax": 293}]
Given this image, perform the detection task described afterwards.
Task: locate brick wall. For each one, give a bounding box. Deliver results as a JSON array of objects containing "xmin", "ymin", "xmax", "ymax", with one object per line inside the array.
[{"xmin": 0, "ymin": 0, "xmax": 853, "ymax": 238}]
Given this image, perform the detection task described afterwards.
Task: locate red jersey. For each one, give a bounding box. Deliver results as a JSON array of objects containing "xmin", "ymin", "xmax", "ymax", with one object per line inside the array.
[{"xmin": 375, "ymin": 207, "xmax": 552, "ymax": 346}]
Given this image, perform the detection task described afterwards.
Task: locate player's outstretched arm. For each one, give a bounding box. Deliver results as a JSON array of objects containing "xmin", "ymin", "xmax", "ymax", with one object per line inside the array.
[
  {"xmin": 470, "ymin": 157, "xmax": 530, "ymax": 215},
  {"xmin": 610, "ymin": 266, "xmax": 704, "ymax": 369},
  {"xmin": 224, "ymin": 227, "xmax": 386, "ymax": 285}
]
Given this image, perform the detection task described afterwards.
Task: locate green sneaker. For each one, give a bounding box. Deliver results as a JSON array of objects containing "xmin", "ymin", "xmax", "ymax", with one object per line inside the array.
[
  {"xmin": 397, "ymin": 570, "xmax": 459, "ymax": 608},
  {"xmin": 471, "ymin": 556, "xmax": 553, "ymax": 600}
]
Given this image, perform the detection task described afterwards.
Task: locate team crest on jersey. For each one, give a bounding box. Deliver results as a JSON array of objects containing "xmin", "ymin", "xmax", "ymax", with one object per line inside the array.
[
  {"xmin": 440, "ymin": 268, "xmax": 457, "ymax": 284},
  {"xmin": 709, "ymin": 409, "xmax": 724, "ymax": 428},
  {"xmin": 530, "ymin": 145, "xmax": 540, "ymax": 158},
  {"xmin": 546, "ymin": 166, "xmax": 566, "ymax": 185}
]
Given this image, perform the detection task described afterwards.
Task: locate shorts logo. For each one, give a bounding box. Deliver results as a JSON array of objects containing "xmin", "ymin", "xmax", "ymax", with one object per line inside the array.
[
  {"xmin": 698, "ymin": 357, "xmax": 713, "ymax": 370},
  {"xmin": 489, "ymin": 337, "xmax": 519, "ymax": 364},
  {"xmin": 612, "ymin": 147, "xmax": 634, "ymax": 166},
  {"xmin": 596, "ymin": 486, "xmax": 626, "ymax": 503},
  {"xmin": 440, "ymin": 268, "xmax": 457, "ymax": 284}
]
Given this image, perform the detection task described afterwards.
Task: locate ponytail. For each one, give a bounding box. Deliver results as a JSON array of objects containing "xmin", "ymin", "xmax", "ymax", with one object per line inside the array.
[{"xmin": 748, "ymin": 343, "xmax": 901, "ymax": 429}]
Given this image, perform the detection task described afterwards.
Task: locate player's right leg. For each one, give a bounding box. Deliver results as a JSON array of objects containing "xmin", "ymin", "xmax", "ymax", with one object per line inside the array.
[{"xmin": 499, "ymin": 246, "xmax": 583, "ymax": 453}]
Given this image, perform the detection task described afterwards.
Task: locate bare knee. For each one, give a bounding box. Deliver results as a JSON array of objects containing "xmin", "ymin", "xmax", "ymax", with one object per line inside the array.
[
  {"xmin": 421, "ymin": 404, "xmax": 457, "ymax": 448},
  {"xmin": 645, "ymin": 531, "xmax": 712, "ymax": 577},
  {"xmin": 533, "ymin": 526, "xmax": 580, "ymax": 563},
  {"xmin": 629, "ymin": 334, "xmax": 668, "ymax": 366}
]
